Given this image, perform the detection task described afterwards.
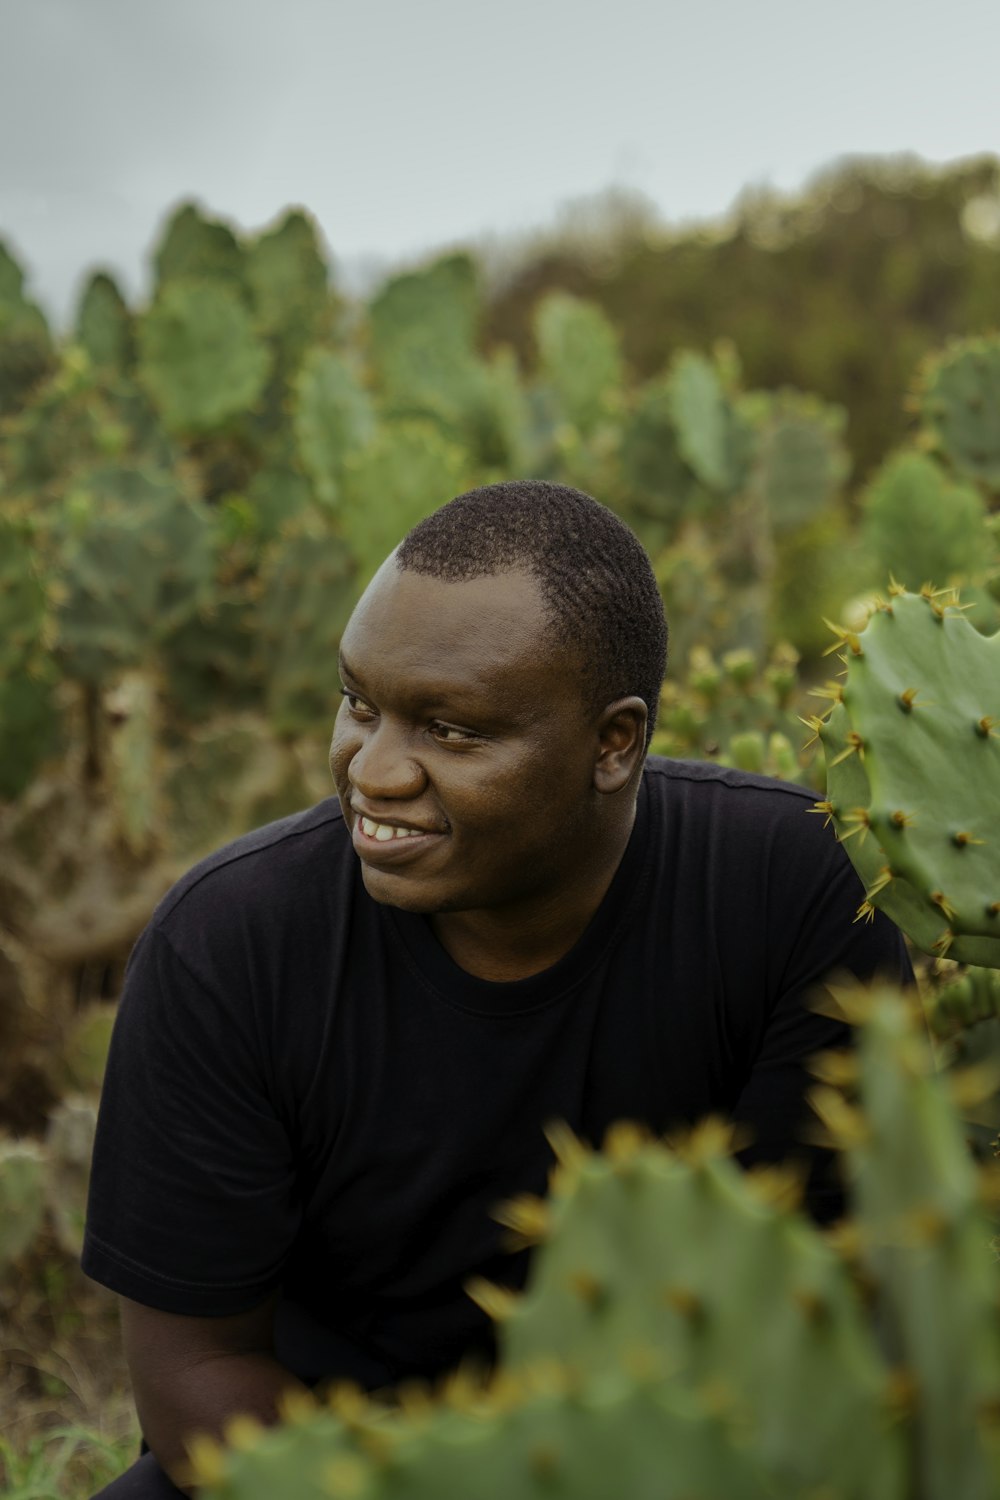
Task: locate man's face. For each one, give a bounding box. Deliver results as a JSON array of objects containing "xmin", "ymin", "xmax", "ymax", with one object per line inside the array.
[{"xmin": 329, "ymin": 561, "xmax": 605, "ymax": 917}]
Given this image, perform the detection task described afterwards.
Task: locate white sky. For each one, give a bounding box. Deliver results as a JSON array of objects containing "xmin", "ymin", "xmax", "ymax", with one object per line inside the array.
[{"xmin": 2, "ymin": 0, "xmax": 998, "ymax": 323}]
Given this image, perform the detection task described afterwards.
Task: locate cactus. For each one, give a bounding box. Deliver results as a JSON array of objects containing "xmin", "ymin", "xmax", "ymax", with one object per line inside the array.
[
  {"xmin": 137, "ymin": 280, "xmax": 271, "ymax": 435},
  {"xmin": 44, "ymin": 1096, "xmax": 97, "ymax": 1257},
  {"xmin": 194, "ymin": 988, "xmax": 1000, "ymax": 1500},
  {"xmin": 747, "ymin": 390, "xmax": 850, "ymax": 535},
  {"xmin": 916, "ymin": 335, "xmax": 1000, "ymax": 492},
  {"xmin": 533, "ymin": 293, "xmax": 624, "ymax": 438},
  {"xmin": 652, "ymin": 641, "xmax": 811, "ymax": 780},
  {"xmin": 54, "ymin": 464, "xmax": 216, "ymax": 683},
  {"xmin": 75, "ymin": 271, "xmax": 134, "ymax": 373},
  {"xmin": 195, "ymin": 1376, "xmax": 772, "ymax": 1500},
  {"xmin": 292, "ymin": 349, "xmax": 375, "ymax": 507},
  {"xmin": 104, "ymin": 670, "xmax": 161, "ymax": 857},
  {"xmin": 666, "ymin": 350, "xmax": 754, "ymax": 496},
  {"xmin": 489, "ymin": 1124, "xmax": 901, "ymax": 1499},
  {"xmin": 860, "ymin": 450, "xmax": 991, "ymax": 593},
  {"xmin": 257, "ymin": 521, "xmax": 359, "ymax": 735},
  {"xmin": 246, "ymin": 208, "xmax": 332, "ymax": 364},
  {"xmin": 153, "ymin": 202, "xmax": 248, "ymax": 295},
  {"xmin": 821, "ymin": 985, "xmax": 1000, "ymax": 1499},
  {"xmin": 617, "ymin": 373, "xmax": 705, "ymax": 549},
  {"xmin": 0, "ymin": 1140, "xmax": 45, "ymax": 1271},
  {"xmin": 926, "ymin": 965, "xmax": 1000, "ymax": 1038},
  {"xmin": 0, "ymin": 238, "xmax": 55, "ymax": 416},
  {"xmin": 815, "ymin": 588, "xmax": 1000, "ymax": 964},
  {"xmin": 337, "ymin": 421, "xmax": 471, "ymax": 586}
]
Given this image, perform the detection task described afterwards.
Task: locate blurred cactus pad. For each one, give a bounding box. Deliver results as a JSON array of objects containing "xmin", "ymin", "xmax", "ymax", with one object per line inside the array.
[{"xmin": 191, "ymin": 990, "xmax": 1000, "ymax": 1500}]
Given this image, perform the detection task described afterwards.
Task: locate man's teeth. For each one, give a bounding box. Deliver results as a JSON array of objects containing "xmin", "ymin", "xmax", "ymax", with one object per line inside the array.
[{"xmin": 360, "ymin": 817, "xmax": 422, "ymax": 842}]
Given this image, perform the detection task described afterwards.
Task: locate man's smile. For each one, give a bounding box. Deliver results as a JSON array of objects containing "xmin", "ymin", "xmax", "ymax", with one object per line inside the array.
[{"xmin": 349, "ymin": 804, "xmax": 449, "ymax": 865}]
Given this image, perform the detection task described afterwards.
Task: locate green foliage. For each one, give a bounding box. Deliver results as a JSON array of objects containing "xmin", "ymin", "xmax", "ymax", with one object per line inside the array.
[
  {"xmin": 534, "ymin": 292, "xmax": 623, "ymax": 436},
  {"xmin": 338, "ymin": 421, "xmax": 471, "ymax": 584},
  {"xmin": 74, "ymin": 272, "xmax": 134, "ymax": 373},
  {"xmin": 918, "ymin": 336, "xmax": 1000, "ymax": 491},
  {"xmin": 53, "ymin": 465, "xmax": 216, "ymax": 682},
  {"xmin": 652, "ymin": 641, "xmax": 810, "ymax": 779},
  {"xmin": 0, "ymin": 1140, "xmax": 45, "ymax": 1269},
  {"xmin": 154, "ymin": 201, "xmax": 248, "ymax": 292},
  {"xmin": 246, "ymin": 209, "xmax": 332, "ymax": 364},
  {"xmin": 292, "ymin": 349, "xmax": 375, "ymax": 506},
  {"xmin": 137, "ymin": 280, "xmax": 270, "ymax": 434},
  {"xmin": 257, "ymin": 521, "xmax": 358, "ymax": 735},
  {"xmin": 861, "ymin": 450, "xmax": 991, "ymax": 589},
  {"xmin": 667, "ymin": 350, "xmax": 753, "ymax": 495},
  {"xmin": 817, "ymin": 589, "xmax": 1000, "ymax": 964},
  {"xmin": 0, "ymin": 239, "xmax": 55, "ymax": 415},
  {"xmin": 746, "ymin": 389, "xmax": 850, "ymax": 534}
]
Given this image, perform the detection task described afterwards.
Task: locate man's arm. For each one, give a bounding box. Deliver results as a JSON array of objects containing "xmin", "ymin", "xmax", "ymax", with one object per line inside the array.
[{"xmin": 121, "ymin": 1292, "xmax": 306, "ymax": 1494}]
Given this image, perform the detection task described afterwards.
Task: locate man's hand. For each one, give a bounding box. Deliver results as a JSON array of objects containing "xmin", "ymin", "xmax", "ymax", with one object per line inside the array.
[{"xmin": 121, "ymin": 1292, "xmax": 307, "ymax": 1494}]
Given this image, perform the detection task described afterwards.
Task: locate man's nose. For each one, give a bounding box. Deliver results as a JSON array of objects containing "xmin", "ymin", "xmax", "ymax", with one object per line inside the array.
[{"xmin": 348, "ymin": 721, "xmax": 426, "ymax": 800}]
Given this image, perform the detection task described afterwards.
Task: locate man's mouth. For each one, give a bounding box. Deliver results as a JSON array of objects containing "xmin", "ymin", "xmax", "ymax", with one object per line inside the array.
[{"xmin": 358, "ymin": 816, "xmax": 425, "ymax": 842}]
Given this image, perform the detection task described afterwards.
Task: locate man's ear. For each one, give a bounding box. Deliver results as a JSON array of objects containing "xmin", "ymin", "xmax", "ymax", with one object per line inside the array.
[{"xmin": 593, "ymin": 696, "xmax": 648, "ymax": 794}]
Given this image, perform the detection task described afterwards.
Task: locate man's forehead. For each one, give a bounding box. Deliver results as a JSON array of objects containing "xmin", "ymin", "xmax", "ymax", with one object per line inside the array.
[{"xmin": 338, "ymin": 561, "xmax": 578, "ymax": 698}]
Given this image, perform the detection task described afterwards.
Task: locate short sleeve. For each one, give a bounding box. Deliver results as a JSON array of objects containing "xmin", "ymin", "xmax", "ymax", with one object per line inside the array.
[
  {"xmin": 732, "ymin": 822, "xmax": 914, "ymax": 1223},
  {"xmin": 82, "ymin": 924, "xmax": 301, "ymax": 1314}
]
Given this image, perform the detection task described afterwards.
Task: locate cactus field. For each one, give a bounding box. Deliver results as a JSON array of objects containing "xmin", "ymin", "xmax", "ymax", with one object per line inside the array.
[{"xmin": 3, "ymin": 174, "xmax": 1000, "ymax": 1496}]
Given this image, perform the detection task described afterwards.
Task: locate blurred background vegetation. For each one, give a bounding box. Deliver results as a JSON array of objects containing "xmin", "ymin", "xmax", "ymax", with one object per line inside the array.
[{"xmin": 3, "ymin": 150, "xmax": 1000, "ymax": 1494}]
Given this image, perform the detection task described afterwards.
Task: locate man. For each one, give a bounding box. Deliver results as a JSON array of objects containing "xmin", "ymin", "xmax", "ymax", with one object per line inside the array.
[{"xmin": 84, "ymin": 480, "xmax": 911, "ymax": 1497}]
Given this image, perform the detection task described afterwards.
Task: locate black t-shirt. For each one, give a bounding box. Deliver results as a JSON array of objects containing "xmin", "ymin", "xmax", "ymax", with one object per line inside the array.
[{"xmin": 82, "ymin": 758, "xmax": 911, "ymax": 1385}]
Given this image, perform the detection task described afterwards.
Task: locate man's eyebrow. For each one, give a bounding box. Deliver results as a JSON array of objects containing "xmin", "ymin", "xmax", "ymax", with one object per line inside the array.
[{"xmin": 338, "ymin": 651, "xmax": 356, "ymax": 679}]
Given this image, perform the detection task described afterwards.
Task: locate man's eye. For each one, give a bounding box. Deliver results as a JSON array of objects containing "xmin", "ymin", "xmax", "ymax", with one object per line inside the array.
[
  {"xmin": 430, "ymin": 722, "xmax": 478, "ymax": 744},
  {"xmin": 340, "ymin": 689, "xmax": 374, "ymax": 717}
]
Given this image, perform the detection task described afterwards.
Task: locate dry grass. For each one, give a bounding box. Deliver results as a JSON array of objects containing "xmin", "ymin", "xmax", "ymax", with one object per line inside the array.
[{"xmin": 1, "ymin": 1230, "xmax": 138, "ymax": 1497}]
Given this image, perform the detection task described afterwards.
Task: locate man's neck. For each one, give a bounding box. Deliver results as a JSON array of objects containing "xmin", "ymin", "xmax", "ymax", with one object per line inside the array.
[{"xmin": 428, "ymin": 812, "xmax": 635, "ymax": 982}]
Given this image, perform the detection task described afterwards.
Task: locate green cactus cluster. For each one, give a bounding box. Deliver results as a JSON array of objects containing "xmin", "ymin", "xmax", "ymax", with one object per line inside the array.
[
  {"xmin": 652, "ymin": 640, "xmax": 812, "ymax": 783},
  {"xmin": 815, "ymin": 586, "xmax": 1000, "ymax": 965},
  {"xmin": 917, "ymin": 336, "xmax": 1000, "ymax": 492},
  {"xmin": 192, "ymin": 987, "xmax": 1000, "ymax": 1500},
  {"xmin": 0, "ymin": 1095, "xmax": 97, "ymax": 1273}
]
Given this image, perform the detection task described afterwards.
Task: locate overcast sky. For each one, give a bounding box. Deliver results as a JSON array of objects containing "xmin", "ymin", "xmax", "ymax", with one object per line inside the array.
[{"xmin": 3, "ymin": 0, "xmax": 999, "ymax": 324}]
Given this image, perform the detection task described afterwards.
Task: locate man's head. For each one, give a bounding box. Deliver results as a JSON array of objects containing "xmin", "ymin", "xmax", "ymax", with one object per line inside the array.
[
  {"xmin": 396, "ymin": 480, "xmax": 667, "ymax": 750},
  {"xmin": 330, "ymin": 481, "xmax": 667, "ymax": 926}
]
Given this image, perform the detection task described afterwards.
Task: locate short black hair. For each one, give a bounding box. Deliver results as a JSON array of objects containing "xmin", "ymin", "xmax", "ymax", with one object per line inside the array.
[{"xmin": 396, "ymin": 480, "xmax": 667, "ymax": 748}]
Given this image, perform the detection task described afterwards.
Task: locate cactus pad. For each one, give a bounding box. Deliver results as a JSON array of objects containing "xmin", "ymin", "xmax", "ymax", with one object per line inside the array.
[
  {"xmin": 818, "ymin": 589, "xmax": 1000, "ymax": 962},
  {"xmin": 138, "ymin": 281, "xmax": 270, "ymax": 434},
  {"xmin": 917, "ymin": 335, "xmax": 1000, "ymax": 490}
]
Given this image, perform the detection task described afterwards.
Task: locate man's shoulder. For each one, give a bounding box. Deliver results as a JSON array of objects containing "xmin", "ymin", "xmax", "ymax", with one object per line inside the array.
[
  {"xmin": 152, "ymin": 796, "xmax": 349, "ymax": 931},
  {"xmin": 642, "ymin": 754, "xmax": 817, "ymax": 809}
]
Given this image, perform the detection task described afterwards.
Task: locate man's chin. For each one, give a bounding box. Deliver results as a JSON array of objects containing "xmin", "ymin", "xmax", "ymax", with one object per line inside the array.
[{"xmin": 359, "ymin": 864, "xmax": 458, "ymax": 914}]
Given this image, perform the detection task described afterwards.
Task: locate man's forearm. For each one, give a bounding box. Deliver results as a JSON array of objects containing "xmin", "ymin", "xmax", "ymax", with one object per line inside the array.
[{"xmin": 136, "ymin": 1350, "xmax": 307, "ymax": 1494}]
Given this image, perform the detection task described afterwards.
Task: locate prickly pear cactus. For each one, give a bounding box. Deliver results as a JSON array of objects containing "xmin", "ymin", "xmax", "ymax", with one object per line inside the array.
[
  {"xmin": 860, "ymin": 450, "xmax": 991, "ymax": 593},
  {"xmin": 187, "ymin": 985, "xmax": 1000, "ymax": 1500},
  {"xmin": 0, "ymin": 1140, "xmax": 45, "ymax": 1270},
  {"xmin": 927, "ymin": 964, "xmax": 1000, "ymax": 1038},
  {"xmin": 534, "ymin": 293, "xmax": 624, "ymax": 437},
  {"xmin": 816, "ymin": 985, "xmax": 1000, "ymax": 1500},
  {"xmin": 292, "ymin": 350, "xmax": 375, "ymax": 507},
  {"xmin": 195, "ymin": 1376, "xmax": 771, "ymax": 1500},
  {"xmin": 815, "ymin": 587, "xmax": 1000, "ymax": 964},
  {"xmin": 137, "ymin": 280, "xmax": 270, "ymax": 434},
  {"xmin": 666, "ymin": 350, "xmax": 754, "ymax": 496},
  {"xmin": 747, "ymin": 389, "xmax": 850, "ymax": 535},
  {"xmin": 484, "ymin": 1123, "xmax": 902, "ymax": 1499},
  {"xmin": 75, "ymin": 271, "xmax": 134, "ymax": 373},
  {"xmin": 917, "ymin": 335, "xmax": 1000, "ymax": 491}
]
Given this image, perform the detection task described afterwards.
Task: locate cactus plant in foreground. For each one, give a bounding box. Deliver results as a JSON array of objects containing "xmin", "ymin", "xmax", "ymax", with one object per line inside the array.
[
  {"xmin": 814, "ymin": 586, "xmax": 1000, "ymax": 964},
  {"xmin": 190, "ymin": 988, "xmax": 999, "ymax": 1500}
]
